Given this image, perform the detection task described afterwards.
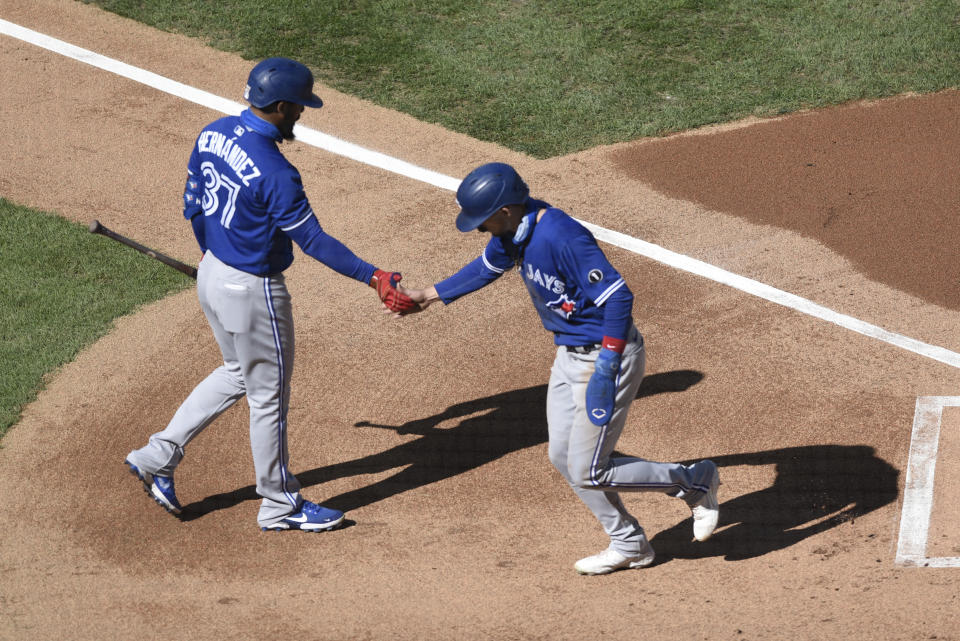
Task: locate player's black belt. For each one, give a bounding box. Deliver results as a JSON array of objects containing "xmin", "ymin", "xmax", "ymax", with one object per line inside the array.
[
  {"xmin": 564, "ymin": 328, "xmax": 643, "ymax": 354},
  {"xmin": 565, "ymin": 344, "xmax": 601, "ymax": 354}
]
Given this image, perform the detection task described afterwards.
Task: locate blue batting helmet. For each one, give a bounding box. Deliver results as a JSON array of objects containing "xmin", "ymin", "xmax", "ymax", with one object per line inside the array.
[
  {"xmin": 244, "ymin": 57, "xmax": 324, "ymax": 109},
  {"xmin": 455, "ymin": 162, "xmax": 530, "ymax": 232}
]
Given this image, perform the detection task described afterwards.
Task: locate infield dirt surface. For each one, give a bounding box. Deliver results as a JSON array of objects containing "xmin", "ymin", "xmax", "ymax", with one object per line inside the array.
[{"xmin": 1, "ymin": 2, "xmax": 958, "ymax": 640}]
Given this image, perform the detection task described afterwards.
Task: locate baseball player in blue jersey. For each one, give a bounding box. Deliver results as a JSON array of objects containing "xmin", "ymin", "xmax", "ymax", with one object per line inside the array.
[
  {"xmin": 400, "ymin": 162, "xmax": 721, "ymax": 574},
  {"xmin": 124, "ymin": 57, "xmax": 414, "ymax": 531}
]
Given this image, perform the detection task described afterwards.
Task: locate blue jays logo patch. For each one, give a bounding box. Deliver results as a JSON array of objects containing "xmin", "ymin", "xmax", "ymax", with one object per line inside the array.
[
  {"xmin": 547, "ymin": 293, "xmax": 577, "ymax": 319},
  {"xmin": 184, "ymin": 178, "xmax": 201, "ymax": 207}
]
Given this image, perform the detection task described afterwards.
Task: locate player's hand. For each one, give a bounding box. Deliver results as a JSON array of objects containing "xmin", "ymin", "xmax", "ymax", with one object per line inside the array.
[
  {"xmin": 393, "ymin": 284, "xmax": 438, "ymax": 316},
  {"xmin": 371, "ymin": 269, "xmax": 417, "ymax": 315},
  {"xmin": 585, "ymin": 348, "xmax": 621, "ymax": 426}
]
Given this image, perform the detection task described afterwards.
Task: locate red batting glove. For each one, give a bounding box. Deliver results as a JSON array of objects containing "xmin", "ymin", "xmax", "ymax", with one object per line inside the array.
[{"xmin": 371, "ymin": 269, "xmax": 417, "ymax": 314}]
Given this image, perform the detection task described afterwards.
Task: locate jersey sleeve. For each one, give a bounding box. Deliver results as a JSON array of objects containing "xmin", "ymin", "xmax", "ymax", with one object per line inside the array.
[
  {"xmin": 261, "ymin": 166, "xmax": 314, "ymax": 231},
  {"xmin": 434, "ymin": 236, "xmax": 515, "ymax": 303},
  {"xmin": 284, "ymin": 214, "xmax": 377, "ymax": 284},
  {"xmin": 558, "ymin": 231, "xmax": 633, "ymax": 340},
  {"xmin": 182, "ymin": 144, "xmax": 203, "ymax": 220},
  {"xmin": 558, "ymin": 232, "xmax": 626, "ymax": 306},
  {"xmin": 182, "ymin": 144, "xmax": 206, "ymax": 251},
  {"xmin": 256, "ymin": 163, "xmax": 375, "ymax": 283}
]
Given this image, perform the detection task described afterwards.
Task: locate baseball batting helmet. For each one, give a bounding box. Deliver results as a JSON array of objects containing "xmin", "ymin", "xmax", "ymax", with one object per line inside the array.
[
  {"xmin": 455, "ymin": 162, "xmax": 530, "ymax": 232},
  {"xmin": 244, "ymin": 57, "xmax": 324, "ymax": 109}
]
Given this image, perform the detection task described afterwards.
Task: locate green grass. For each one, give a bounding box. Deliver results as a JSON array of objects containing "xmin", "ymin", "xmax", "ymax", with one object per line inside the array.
[
  {"xmin": 83, "ymin": 0, "xmax": 960, "ymax": 157},
  {"xmin": 0, "ymin": 201, "xmax": 192, "ymax": 438}
]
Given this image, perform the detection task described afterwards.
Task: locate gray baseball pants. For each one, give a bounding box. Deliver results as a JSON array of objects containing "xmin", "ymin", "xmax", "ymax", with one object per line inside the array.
[
  {"xmin": 126, "ymin": 251, "xmax": 302, "ymax": 526},
  {"xmin": 547, "ymin": 327, "xmax": 714, "ymax": 556}
]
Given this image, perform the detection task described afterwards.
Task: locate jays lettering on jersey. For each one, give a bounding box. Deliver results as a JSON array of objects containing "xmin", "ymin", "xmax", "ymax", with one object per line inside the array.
[
  {"xmin": 435, "ymin": 204, "xmax": 633, "ymax": 346},
  {"xmin": 182, "ymin": 109, "xmax": 375, "ymax": 283}
]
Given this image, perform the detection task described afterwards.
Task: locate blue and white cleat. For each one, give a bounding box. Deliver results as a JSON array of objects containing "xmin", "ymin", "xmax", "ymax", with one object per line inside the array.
[
  {"xmin": 261, "ymin": 500, "xmax": 344, "ymax": 532},
  {"xmin": 125, "ymin": 459, "xmax": 182, "ymax": 515}
]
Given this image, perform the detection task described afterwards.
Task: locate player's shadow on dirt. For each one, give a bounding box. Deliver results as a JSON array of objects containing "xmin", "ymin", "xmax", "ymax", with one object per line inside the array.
[
  {"xmin": 647, "ymin": 445, "xmax": 899, "ymax": 562},
  {"xmin": 177, "ymin": 369, "xmax": 704, "ymax": 520},
  {"xmin": 180, "ymin": 369, "xmax": 899, "ymax": 561}
]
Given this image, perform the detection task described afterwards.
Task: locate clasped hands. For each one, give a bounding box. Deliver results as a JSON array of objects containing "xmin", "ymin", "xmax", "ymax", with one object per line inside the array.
[
  {"xmin": 370, "ymin": 269, "xmax": 436, "ymax": 316},
  {"xmin": 386, "ymin": 282, "xmax": 437, "ymax": 317}
]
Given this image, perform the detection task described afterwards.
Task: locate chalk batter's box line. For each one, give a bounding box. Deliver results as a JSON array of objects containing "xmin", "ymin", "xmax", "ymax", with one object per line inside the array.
[{"xmin": 895, "ymin": 396, "xmax": 960, "ymax": 568}]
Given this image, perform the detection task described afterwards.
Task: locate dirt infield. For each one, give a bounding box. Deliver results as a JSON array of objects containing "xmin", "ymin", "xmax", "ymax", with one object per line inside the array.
[{"xmin": 1, "ymin": 1, "xmax": 958, "ymax": 640}]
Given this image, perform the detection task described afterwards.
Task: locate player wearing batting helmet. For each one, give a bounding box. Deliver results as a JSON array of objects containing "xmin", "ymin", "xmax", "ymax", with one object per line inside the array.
[
  {"xmin": 124, "ymin": 57, "xmax": 414, "ymax": 531},
  {"xmin": 396, "ymin": 162, "xmax": 721, "ymax": 574}
]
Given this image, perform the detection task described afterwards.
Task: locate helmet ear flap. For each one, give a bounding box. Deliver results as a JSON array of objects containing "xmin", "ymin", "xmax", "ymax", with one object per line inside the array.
[{"xmin": 455, "ymin": 163, "xmax": 529, "ymax": 232}]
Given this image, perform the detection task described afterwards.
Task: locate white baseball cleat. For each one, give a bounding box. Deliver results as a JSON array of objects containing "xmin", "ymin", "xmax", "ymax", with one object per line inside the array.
[
  {"xmin": 691, "ymin": 460, "xmax": 720, "ymax": 541},
  {"xmin": 574, "ymin": 545, "xmax": 655, "ymax": 575}
]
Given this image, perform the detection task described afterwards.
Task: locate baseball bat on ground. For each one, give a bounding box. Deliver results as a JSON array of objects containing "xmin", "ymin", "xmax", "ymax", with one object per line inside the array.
[{"xmin": 88, "ymin": 219, "xmax": 197, "ymax": 279}]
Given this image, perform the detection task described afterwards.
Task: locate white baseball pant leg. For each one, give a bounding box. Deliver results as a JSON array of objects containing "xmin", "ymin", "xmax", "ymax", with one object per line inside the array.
[
  {"xmin": 127, "ymin": 251, "xmax": 302, "ymax": 525},
  {"xmin": 547, "ymin": 328, "xmax": 714, "ymax": 557}
]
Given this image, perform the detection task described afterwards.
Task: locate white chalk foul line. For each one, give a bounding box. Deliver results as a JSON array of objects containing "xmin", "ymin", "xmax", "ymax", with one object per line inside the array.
[
  {"xmin": 896, "ymin": 397, "xmax": 960, "ymax": 568},
  {"xmin": 3, "ymin": 17, "xmax": 959, "ymax": 370},
  {"xmin": 585, "ymin": 225, "xmax": 960, "ymax": 369}
]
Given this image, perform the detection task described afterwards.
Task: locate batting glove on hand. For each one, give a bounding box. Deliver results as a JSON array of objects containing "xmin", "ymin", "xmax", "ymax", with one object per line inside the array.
[
  {"xmin": 371, "ymin": 269, "xmax": 417, "ymax": 314},
  {"xmin": 585, "ymin": 348, "xmax": 621, "ymax": 426}
]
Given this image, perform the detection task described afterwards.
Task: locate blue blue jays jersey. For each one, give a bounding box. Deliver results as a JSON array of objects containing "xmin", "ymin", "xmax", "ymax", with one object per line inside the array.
[
  {"xmin": 183, "ymin": 109, "xmax": 315, "ymax": 276},
  {"xmin": 435, "ymin": 202, "xmax": 631, "ymax": 346}
]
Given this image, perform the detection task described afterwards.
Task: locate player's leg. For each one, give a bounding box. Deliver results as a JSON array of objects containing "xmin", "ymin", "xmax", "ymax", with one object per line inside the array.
[
  {"xmin": 547, "ymin": 346, "xmax": 651, "ymax": 561},
  {"xmin": 232, "ymin": 272, "xmax": 305, "ymax": 527},
  {"xmin": 126, "ymin": 252, "xmax": 246, "ymax": 478},
  {"xmin": 566, "ymin": 333, "xmax": 720, "ymax": 540},
  {"xmin": 546, "ymin": 347, "xmax": 576, "ymax": 481}
]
